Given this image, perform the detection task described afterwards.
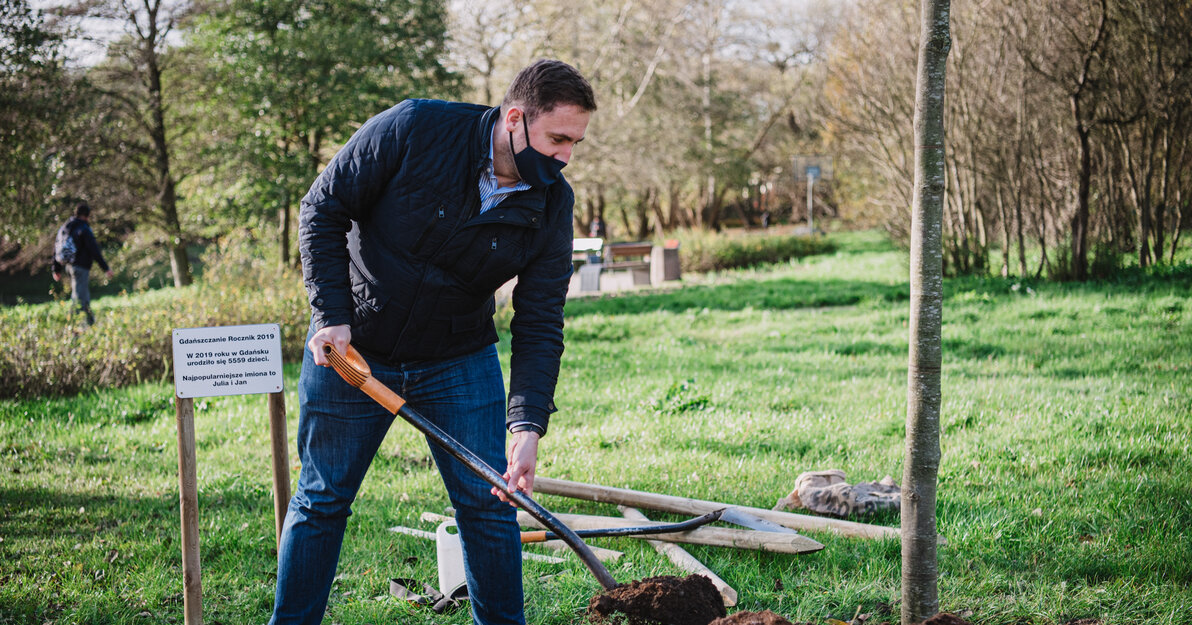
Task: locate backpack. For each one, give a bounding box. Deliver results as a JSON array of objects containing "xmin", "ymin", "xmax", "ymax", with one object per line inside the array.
[{"xmin": 54, "ymin": 220, "xmax": 79, "ymax": 266}]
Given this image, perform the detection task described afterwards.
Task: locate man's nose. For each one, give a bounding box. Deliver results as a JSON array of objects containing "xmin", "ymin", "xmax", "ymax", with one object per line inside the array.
[{"xmin": 554, "ymin": 144, "xmax": 573, "ymax": 164}]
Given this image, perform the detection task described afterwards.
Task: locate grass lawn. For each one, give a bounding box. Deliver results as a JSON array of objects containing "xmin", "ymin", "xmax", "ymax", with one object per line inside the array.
[{"xmin": 1, "ymin": 230, "xmax": 1190, "ymax": 624}]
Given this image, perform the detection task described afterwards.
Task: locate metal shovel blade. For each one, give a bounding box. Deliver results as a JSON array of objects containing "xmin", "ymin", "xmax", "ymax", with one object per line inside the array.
[{"xmin": 719, "ymin": 507, "xmax": 802, "ymax": 534}]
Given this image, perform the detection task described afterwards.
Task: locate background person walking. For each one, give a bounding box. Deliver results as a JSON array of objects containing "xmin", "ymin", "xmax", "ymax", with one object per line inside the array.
[{"xmin": 51, "ymin": 202, "xmax": 113, "ymax": 325}]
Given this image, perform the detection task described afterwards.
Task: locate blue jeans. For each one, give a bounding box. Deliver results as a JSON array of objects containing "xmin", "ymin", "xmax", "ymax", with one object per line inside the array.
[
  {"xmin": 67, "ymin": 265, "xmax": 94, "ymax": 325},
  {"xmin": 270, "ymin": 335, "xmax": 524, "ymax": 625}
]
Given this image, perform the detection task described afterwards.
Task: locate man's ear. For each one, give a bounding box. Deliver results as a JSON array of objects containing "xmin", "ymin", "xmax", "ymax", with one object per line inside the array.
[{"xmin": 503, "ymin": 105, "xmax": 523, "ymax": 133}]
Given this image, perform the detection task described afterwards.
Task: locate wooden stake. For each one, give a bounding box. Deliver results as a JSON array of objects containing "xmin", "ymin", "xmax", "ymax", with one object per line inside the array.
[
  {"xmin": 620, "ymin": 506, "xmax": 738, "ymax": 607},
  {"xmin": 535, "ymin": 476, "xmax": 901, "ymax": 540},
  {"xmin": 423, "ymin": 510, "xmax": 624, "ymax": 562},
  {"xmin": 268, "ymin": 391, "xmax": 290, "ymax": 545},
  {"xmin": 175, "ymin": 396, "xmax": 202, "ymax": 625}
]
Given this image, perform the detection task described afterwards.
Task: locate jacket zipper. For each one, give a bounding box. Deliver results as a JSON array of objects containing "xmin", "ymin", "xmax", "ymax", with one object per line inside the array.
[{"xmin": 409, "ymin": 203, "xmax": 446, "ymax": 255}]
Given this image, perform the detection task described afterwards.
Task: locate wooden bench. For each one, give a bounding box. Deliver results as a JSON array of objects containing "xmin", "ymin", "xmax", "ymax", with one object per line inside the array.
[
  {"xmin": 601, "ymin": 242, "xmax": 654, "ymax": 288},
  {"xmin": 604, "ymin": 242, "xmax": 653, "ymax": 270},
  {"xmin": 570, "ymin": 239, "xmax": 681, "ymax": 293}
]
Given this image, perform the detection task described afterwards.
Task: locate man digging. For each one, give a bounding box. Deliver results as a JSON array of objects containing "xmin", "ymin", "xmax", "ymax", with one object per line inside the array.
[{"xmin": 270, "ymin": 60, "xmax": 596, "ymax": 625}]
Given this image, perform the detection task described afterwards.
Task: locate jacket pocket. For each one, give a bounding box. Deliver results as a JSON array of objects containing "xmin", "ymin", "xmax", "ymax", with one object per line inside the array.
[
  {"xmin": 350, "ymin": 275, "xmax": 393, "ymax": 346},
  {"xmin": 445, "ymin": 227, "xmax": 530, "ymax": 292},
  {"xmin": 408, "ymin": 200, "xmax": 448, "ymax": 257},
  {"xmin": 450, "ymin": 311, "xmax": 485, "ymax": 335}
]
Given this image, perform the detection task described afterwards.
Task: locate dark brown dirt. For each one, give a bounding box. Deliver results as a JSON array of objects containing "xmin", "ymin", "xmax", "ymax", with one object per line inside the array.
[
  {"xmin": 707, "ymin": 610, "xmax": 802, "ymax": 625},
  {"xmin": 588, "ymin": 574, "xmax": 728, "ymax": 625},
  {"xmin": 915, "ymin": 615, "xmax": 973, "ymax": 625}
]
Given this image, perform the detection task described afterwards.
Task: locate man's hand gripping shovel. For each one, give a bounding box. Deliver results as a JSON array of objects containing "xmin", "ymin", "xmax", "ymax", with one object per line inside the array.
[{"xmin": 320, "ymin": 343, "xmax": 621, "ymax": 590}]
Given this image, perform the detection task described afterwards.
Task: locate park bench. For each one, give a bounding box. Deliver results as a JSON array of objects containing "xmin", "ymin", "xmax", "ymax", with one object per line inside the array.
[{"xmin": 571, "ymin": 239, "xmax": 681, "ymax": 293}]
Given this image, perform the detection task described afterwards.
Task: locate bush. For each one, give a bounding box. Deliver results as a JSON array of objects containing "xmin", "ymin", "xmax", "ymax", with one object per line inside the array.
[
  {"xmin": 0, "ymin": 233, "xmax": 309, "ymax": 399},
  {"xmin": 665, "ymin": 228, "xmax": 835, "ymax": 273}
]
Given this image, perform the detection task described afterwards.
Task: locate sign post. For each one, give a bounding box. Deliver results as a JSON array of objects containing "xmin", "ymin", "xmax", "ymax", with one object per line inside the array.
[
  {"xmin": 791, "ymin": 156, "xmax": 833, "ymax": 233},
  {"xmin": 805, "ymin": 166, "xmax": 819, "ymax": 232},
  {"xmin": 171, "ymin": 323, "xmax": 287, "ymax": 625}
]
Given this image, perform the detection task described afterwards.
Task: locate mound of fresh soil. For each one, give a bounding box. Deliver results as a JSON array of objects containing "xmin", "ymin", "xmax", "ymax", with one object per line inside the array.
[
  {"xmin": 588, "ymin": 574, "xmax": 728, "ymax": 625},
  {"xmin": 917, "ymin": 615, "xmax": 973, "ymax": 625},
  {"xmin": 707, "ymin": 610, "xmax": 803, "ymax": 625}
]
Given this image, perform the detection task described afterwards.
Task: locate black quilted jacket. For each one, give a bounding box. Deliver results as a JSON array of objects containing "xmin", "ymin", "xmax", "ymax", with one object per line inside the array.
[{"xmin": 299, "ymin": 99, "xmax": 574, "ymax": 434}]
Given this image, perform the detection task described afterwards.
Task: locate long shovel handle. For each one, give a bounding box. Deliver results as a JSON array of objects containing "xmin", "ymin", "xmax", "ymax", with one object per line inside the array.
[
  {"xmin": 323, "ymin": 345, "xmax": 619, "ymax": 590},
  {"xmin": 520, "ymin": 508, "xmax": 726, "ymax": 544}
]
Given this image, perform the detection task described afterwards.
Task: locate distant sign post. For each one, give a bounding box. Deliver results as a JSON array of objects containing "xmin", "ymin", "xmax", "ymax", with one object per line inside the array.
[
  {"xmin": 171, "ymin": 324, "xmax": 289, "ymax": 625},
  {"xmin": 792, "ymin": 156, "xmax": 833, "ymax": 233}
]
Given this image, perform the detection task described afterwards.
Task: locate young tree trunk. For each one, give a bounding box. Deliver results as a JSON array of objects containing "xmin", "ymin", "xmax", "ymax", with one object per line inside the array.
[
  {"xmin": 279, "ymin": 193, "xmax": 292, "ymax": 269},
  {"xmin": 634, "ymin": 188, "xmax": 653, "ymax": 240},
  {"xmin": 1066, "ymin": 0, "xmax": 1109, "ymax": 281},
  {"xmin": 996, "ymin": 185, "xmax": 1011, "ymax": 277},
  {"xmin": 902, "ymin": 0, "xmax": 950, "ymax": 622},
  {"xmin": 1169, "ymin": 126, "xmax": 1188, "ymax": 263},
  {"xmin": 1171, "ymin": 186, "xmax": 1184, "ymax": 264},
  {"xmin": 1071, "ymin": 121, "xmax": 1092, "ymax": 279},
  {"xmin": 160, "ymin": 177, "xmax": 192, "ymax": 288},
  {"xmin": 146, "ymin": 33, "xmax": 191, "ymax": 288},
  {"xmin": 1014, "ymin": 56, "xmax": 1028, "ymax": 278},
  {"xmin": 1154, "ymin": 124, "xmax": 1170, "ymax": 261}
]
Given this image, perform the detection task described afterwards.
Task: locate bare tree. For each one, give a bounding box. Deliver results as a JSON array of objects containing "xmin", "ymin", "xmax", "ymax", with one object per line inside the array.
[
  {"xmin": 57, "ymin": 0, "xmax": 195, "ymax": 287},
  {"xmin": 902, "ymin": 0, "xmax": 949, "ymax": 623}
]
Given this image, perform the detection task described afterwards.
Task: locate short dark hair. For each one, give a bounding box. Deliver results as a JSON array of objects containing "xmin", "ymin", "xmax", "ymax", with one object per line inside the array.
[
  {"xmin": 502, "ymin": 59, "xmax": 597, "ymax": 121},
  {"xmin": 75, "ymin": 203, "xmax": 91, "ymax": 218}
]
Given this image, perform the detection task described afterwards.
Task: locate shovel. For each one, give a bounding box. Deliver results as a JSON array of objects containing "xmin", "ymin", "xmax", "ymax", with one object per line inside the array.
[
  {"xmin": 322, "ymin": 344, "xmax": 619, "ymax": 590},
  {"xmin": 520, "ymin": 508, "xmax": 725, "ymax": 544}
]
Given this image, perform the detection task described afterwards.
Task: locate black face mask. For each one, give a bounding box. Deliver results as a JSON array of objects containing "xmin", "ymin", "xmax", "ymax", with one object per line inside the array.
[{"xmin": 509, "ymin": 114, "xmax": 566, "ymax": 188}]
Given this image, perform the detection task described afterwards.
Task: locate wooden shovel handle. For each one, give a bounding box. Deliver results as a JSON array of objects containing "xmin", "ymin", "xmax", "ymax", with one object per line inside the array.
[
  {"xmin": 325, "ymin": 345, "xmax": 407, "ymax": 415},
  {"xmin": 357, "ymin": 377, "xmax": 406, "ymax": 415},
  {"xmin": 521, "ymin": 531, "xmax": 549, "ymax": 544}
]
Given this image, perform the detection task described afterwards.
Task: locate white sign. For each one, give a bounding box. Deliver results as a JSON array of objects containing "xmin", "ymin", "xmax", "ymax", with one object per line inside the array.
[{"xmin": 172, "ymin": 324, "xmax": 284, "ymax": 398}]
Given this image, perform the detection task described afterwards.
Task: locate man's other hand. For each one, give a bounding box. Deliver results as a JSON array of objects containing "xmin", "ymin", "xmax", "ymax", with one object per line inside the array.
[
  {"xmin": 308, "ymin": 324, "xmax": 352, "ymax": 366},
  {"xmin": 493, "ymin": 430, "xmax": 540, "ymax": 506},
  {"xmin": 52, "ymin": 272, "xmax": 61, "ymax": 281}
]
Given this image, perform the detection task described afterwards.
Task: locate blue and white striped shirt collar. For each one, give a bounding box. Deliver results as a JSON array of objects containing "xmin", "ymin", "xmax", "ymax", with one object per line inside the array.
[{"xmin": 478, "ymin": 128, "xmax": 531, "ymax": 214}]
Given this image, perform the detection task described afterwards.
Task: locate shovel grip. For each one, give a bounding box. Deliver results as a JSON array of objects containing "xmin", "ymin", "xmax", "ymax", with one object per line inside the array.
[
  {"xmin": 358, "ymin": 377, "xmax": 406, "ymax": 414},
  {"xmin": 520, "ymin": 531, "xmax": 549, "ymax": 544}
]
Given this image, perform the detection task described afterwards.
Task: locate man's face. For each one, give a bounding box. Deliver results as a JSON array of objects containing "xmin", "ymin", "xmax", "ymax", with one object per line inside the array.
[{"xmin": 507, "ymin": 103, "xmax": 591, "ymax": 165}]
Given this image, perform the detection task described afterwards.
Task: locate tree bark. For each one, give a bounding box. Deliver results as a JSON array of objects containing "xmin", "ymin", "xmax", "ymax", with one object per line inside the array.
[
  {"xmin": 142, "ymin": 2, "xmax": 191, "ymax": 287},
  {"xmin": 279, "ymin": 192, "xmax": 291, "ymax": 269},
  {"xmin": 1071, "ymin": 120, "xmax": 1092, "ymax": 280},
  {"xmin": 1067, "ymin": 0, "xmax": 1109, "ymax": 281},
  {"xmin": 996, "ymin": 185, "xmax": 1011, "ymax": 277},
  {"xmin": 902, "ymin": 0, "xmax": 949, "ymax": 622}
]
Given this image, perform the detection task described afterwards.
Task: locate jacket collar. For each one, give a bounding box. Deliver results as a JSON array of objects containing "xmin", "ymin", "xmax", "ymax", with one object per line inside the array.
[
  {"xmin": 472, "ymin": 105, "xmax": 548, "ymax": 215},
  {"xmin": 475, "ymin": 106, "xmax": 500, "ymax": 172}
]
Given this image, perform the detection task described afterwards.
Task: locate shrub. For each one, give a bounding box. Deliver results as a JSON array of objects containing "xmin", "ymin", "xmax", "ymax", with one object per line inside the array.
[
  {"xmin": 0, "ymin": 234, "xmax": 310, "ymax": 399},
  {"xmin": 665, "ymin": 228, "xmax": 835, "ymax": 273}
]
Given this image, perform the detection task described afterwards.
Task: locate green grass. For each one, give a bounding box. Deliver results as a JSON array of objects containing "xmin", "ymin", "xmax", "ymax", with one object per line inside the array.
[{"xmin": 2, "ymin": 230, "xmax": 1191, "ymax": 624}]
